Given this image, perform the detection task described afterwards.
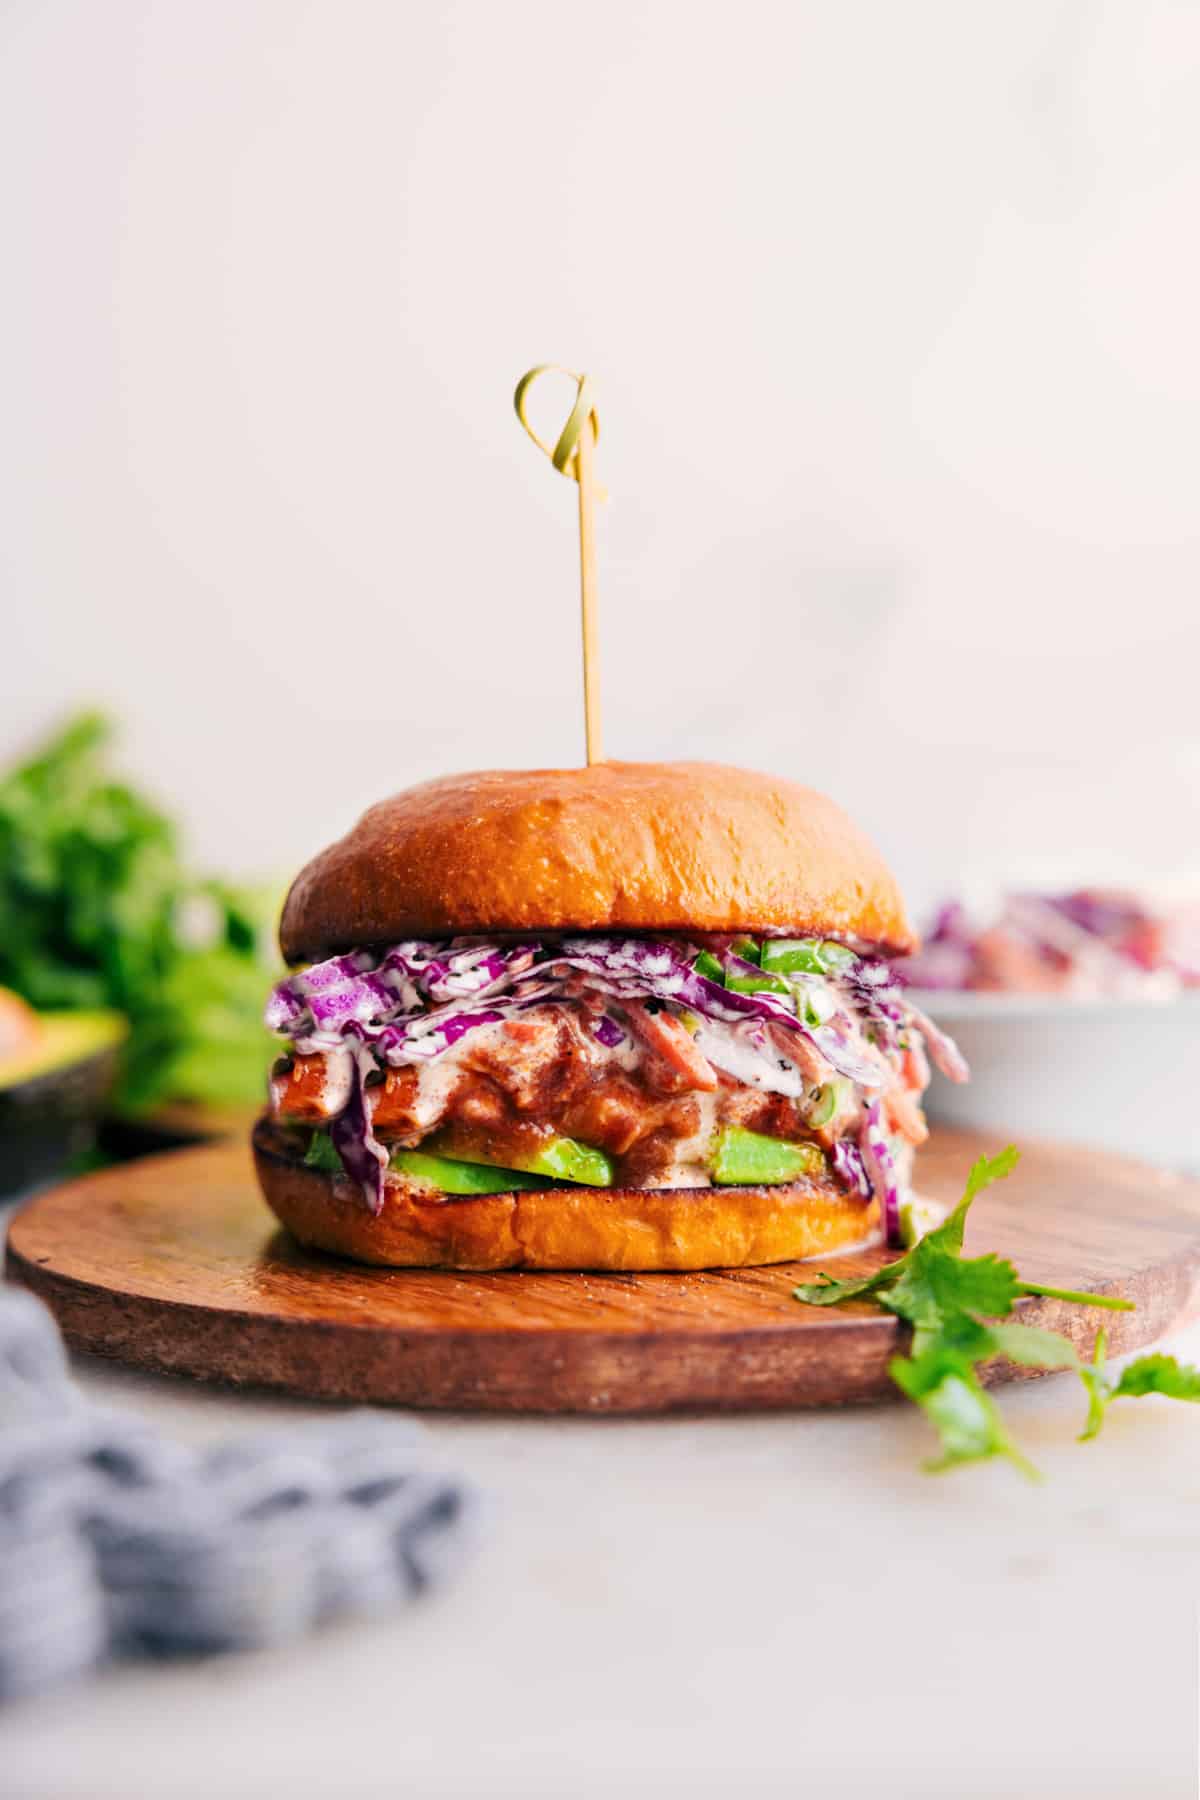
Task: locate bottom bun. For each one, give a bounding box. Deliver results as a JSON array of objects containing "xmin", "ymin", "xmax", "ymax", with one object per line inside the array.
[{"xmin": 252, "ymin": 1116, "xmax": 881, "ymax": 1272}]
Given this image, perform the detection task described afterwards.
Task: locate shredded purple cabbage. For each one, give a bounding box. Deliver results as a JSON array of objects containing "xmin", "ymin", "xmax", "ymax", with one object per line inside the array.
[
  {"xmin": 307, "ymin": 971, "xmax": 397, "ymax": 1031},
  {"xmin": 264, "ymin": 985, "xmax": 307, "ymax": 1033},
  {"xmin": 901, "ymin": 889, "xmax": 1200, "ymax": 994},
  {"xmin": 591, "ymin": 1015, "xmax": 626, "ymax": 1049},
  {"xmin": 843, "ymin": 958, "xmax": 907, "ymax": 1050},
  {"xmin": 382, "ymin": 941, "xmax": 537, "ymax": 1005},
  {"xmin": 329, "ymin": 1051, "xmax": 388, "ymax": 1215},
  {"xmin": 830, "ymin": 1139, "xmax": 872, "ymax": 1200},
  {"xmin": 902, "ymin": 1001, "xmax": 969, "ymax": 1084},
  {"xmin": 860, "ymin": 1099, "xmax": 902, "ymax": 1245},
  {"xmin": 1045, "ymin": 892, "xmax": 1146, "ymax": 940},
  {"xmin": 543, "ymin": 938, "xmax": 887, "ymax": 1087},
  {"xmin": 301, "ymin": 952, "xmax": 375, "ymax": 991}
]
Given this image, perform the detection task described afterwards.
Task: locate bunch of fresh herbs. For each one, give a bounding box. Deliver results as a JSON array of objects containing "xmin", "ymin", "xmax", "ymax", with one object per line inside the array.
[{"xmin": 0, "ymin": 713, "xmax": 279, "ymax": 1111}]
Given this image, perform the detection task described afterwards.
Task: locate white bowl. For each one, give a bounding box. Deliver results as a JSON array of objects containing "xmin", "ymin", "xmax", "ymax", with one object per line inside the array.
[{"xmin": 912, "ymin": 990, "xmax": 1200, "ymax": 1172}]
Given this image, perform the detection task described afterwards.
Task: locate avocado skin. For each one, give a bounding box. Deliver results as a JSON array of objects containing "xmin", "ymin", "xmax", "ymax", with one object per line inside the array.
[{"xmin": 0, "ymin": 1012, "xmax": 126, "ymax": 1197}]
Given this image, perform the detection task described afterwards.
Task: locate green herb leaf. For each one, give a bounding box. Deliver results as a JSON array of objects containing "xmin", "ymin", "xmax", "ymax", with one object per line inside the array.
[
  {"xmin": 879, "ymin": 1246, "xmax": 1021, "ymax": 1339},
  {"xmin": 792, "ymin": 1143, "xmax": 1020, "ymax": 1312},
  {"xmin": 930, "ymin": 1143, "xmax": 1021, "ymax": 1255},
  {"xmin": 1018, "ymin": 1282, "xmax": 1134, "ymax": 1311},
  {"xmin": 1079, "ymin": 1329, "xmax": 1111, "ymax": 1442},
  {"xmin": 889, "ymin": 1345, "xmax": 1039, "ymax": 1480},
  {"xmin": 983, "ymin": 1320, "xmax": 1081, "ymax": 1371},
  {"xmin": 892, "ymin": 1313, "xmax": 1082, "ymax": 1478},
  {"xmin": 1079, "ymin": 1329, "xmax": 1200, "ymax": 1441},
  {"xmin": 1114, "ymin": 1355, "xmax": 1200, "ymax": 1401},
  {"xmin": 792, "ymin": 1265, "xmax": 901, "ymax": 1307}
]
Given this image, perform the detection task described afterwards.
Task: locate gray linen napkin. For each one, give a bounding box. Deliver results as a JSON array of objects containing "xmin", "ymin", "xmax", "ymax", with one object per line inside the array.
[{"xmin": 0, "ymin": 1283, "xmax": 479, "ymax": 1702}]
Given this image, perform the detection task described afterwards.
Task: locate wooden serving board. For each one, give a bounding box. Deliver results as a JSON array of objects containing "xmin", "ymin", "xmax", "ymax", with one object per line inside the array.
[{"xmin": 7, "ymin": 1131, "xmax": 1200, "ymax": 1413}]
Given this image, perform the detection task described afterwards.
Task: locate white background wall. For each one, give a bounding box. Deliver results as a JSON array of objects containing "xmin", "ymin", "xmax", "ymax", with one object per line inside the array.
[{"xmin": 2, "ymin": 0, "xmax": 1197, "ymax": 918}]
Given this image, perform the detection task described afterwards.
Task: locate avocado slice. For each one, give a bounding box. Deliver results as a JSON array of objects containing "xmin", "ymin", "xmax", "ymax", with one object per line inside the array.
[
  {"xmin": 390, "ymin": 1148, "xmax": 552, "ymax": 1195},
  {"xmin": 303, "ymin": 1130, "xmax": 344, "ymax": 1174},
  {"xmin": 303, "ymin": 1129, "xmax": 611, "ymax": 1194},
  {"xmin": 710, "ymin": 1125, "xmax": 825, "ymax": 1186},
  {"xmin": 304, "ymin": 1132, "xmax": 553, "ymax": 1193},
  {"xmin": 0, "ymin": 1009, "xmax": 128, "ymax": 1197},
  {"xmin": 507, "ymin": 1136, "xmax": 613, "ymax": 1187},
  {"xmin": 0, "ymin": 1011, "xmax": 126, "ymax": 1089},
  {"xmin": 426, "ymin": 1132, "xmax": 614, "ymax": 1188}
]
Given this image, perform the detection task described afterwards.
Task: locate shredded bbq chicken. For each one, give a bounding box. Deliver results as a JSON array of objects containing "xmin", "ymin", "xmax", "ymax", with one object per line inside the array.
[{"xmin": 271, "ymin": 999, "xmax": 927, "ymax": 1189}]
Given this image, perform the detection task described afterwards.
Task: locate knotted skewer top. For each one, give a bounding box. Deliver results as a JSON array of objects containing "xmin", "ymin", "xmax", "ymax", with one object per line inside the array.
[{"xmin": 513, "ymin": 364, "xmax": 603, "ymax": 492}]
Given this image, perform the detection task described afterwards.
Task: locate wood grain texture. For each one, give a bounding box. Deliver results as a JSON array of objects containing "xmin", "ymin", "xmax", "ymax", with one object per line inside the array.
[{"xmin": 7, "ymin": 1130, "xmax": 1200, "ymax": 1412}]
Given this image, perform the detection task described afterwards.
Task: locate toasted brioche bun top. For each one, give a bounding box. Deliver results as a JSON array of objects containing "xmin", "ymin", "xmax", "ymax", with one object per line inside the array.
[{"xmin": 279, "ymin": 760, "xmax": 916, "ymax": 963}]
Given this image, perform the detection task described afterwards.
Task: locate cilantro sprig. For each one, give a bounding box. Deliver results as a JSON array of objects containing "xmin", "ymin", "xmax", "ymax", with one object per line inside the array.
[
  {"xmin": 1079, "ymin": 1330, "xmax": 1200, "ymax": 1442},
  {"xmin": 795, "ymin": 1147, "xmax": 1200, "ymax": 1475}
]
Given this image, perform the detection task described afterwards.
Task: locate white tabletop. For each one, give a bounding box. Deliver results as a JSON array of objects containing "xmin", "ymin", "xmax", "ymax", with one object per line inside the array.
[{"xmin": 4, "ymin": 1318, "xmax": 1199, "ymax": 1800}]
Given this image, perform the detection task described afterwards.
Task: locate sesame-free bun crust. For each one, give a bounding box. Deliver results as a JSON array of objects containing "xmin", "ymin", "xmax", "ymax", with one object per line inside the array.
[
  {"xmin": 252, "ymin": 1117, "xmax": 880, "ymax": 1272},
  {"xmin": 279, "ymin": 761, "xmax": 915, "ymax": 961}
]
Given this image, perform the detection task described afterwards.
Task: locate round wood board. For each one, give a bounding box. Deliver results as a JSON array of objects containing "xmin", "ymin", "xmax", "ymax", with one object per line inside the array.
[{"xmin": 7, "ymin": 1130, "xmax": 1200, "ymax": 1413}]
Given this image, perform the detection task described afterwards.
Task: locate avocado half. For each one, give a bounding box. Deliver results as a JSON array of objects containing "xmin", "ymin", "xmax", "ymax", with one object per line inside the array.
[{"xmin": 0, "ymin": 1011, "xmax": 128, "ymax": 1198}]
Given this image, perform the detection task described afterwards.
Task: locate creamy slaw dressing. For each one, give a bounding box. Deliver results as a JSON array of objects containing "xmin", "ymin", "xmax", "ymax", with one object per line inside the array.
[
  {"xmin": 653, "ymin": 1089, "xmax": 720, "ymax": 1188},
  {"xmin": 692, "ymin": 1019, "xmax": 809, "ymax": 1097}
]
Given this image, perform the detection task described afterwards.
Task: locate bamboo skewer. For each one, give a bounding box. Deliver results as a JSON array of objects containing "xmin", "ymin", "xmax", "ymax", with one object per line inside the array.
[
  {"xmin": 514, "ymin": 365, "xmax": 605, "ymax": 766},
  {"xmin": 573, "ymin": 408, "xmax": 602, "ymax": 765}
]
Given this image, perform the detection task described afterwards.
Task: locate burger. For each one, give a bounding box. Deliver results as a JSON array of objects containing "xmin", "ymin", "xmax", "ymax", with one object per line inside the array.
[{"xmin": 253, "ymin": 761, "xmax": 967, "ymax": 1270}]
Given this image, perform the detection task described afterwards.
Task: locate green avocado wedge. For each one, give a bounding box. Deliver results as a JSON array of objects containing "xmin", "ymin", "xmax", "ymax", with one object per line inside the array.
[
  {"xmin": 710, "ymin": 1125, "xmax": 826, "ymax": 1186},
  {"xmin": 304, "ymin": 1128, "xmax": 615, "ymax": 1194},
  {"xmin": 304, "ymin": 1133, "xmax": 553, "ymax": 1193},
  {"xmin": 389, "ymin": 1148, "xmax": 553, "ymax": 1195},
  {"xmin": 425, "ymin": 1132, "xmax": 614, "ymax": 1188},
  {"xmin": 0, "ymin": 1009, "xmax": 128, "ymax": 1196},
  {"xmin": 0, "ymin": 1011, "xmax": 127, "ymax": 1089},
  {"xmin": 303, "ymin": 1130, "xmax": 344, "ymax": 1174},
  {"xmin": 508, "ymin": 1136, "xmax": 613, "ymax": 1186}
]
